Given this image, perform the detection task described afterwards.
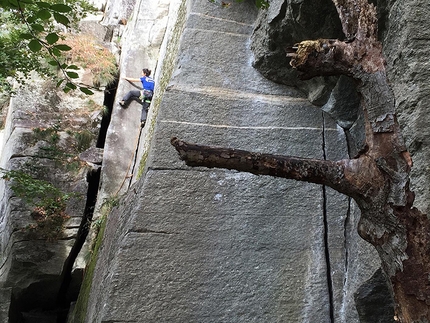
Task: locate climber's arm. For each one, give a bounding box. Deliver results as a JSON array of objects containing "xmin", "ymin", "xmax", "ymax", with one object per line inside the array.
[{"xmin": 123, "ymin": 77, "xmax": 141, "ymax": 82}]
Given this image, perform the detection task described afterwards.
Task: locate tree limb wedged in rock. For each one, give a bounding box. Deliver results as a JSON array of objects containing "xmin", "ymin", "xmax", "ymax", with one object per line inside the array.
[{"xmin": 171, "ymin": 0, "xmax": 430, "ymax": 321}]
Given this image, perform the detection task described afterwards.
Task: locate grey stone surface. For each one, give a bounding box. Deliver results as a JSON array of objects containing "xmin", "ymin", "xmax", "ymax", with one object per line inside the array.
[
  {"xmin": 88, "ymin": 169, "xmax": 331, "ymax": 323},
  {"xmin": 381, "ymin": 0, "xmax": 430, "ymax": 215},
  {"xmin": 0, "ymin": 69, "xmax": 103, "ymax": 319},
  {"xmin": 2, "ymin": 0, "xmax": 427, "ymax": 321},
  {"xmin": 322, "ymin": 76, "xmax": 361, "ymax": 130},
  {"xmin": 0, "ymin": 288, "xmax": 12, "ymax": 323},
  {"xmin": 251, "ymin": 0, "xmax": 343, "ymax": 104},
  {"xmin": 79, "ymin": 146, "xmax": 104, "ymax": 165},
  {"xmin": 354, "ymin": 268, "xmax": 395, "ymax": 323},
  {"xmin": 323, "ymin": 113, "xmax": 383, "ymax": 323},
  {"xmin": 96, "ymin": 0, "xmax": 172, "ymax": 208},
  {"xmin": 83, "ymin": 0, "xmax": 380, "ymax": 322}
]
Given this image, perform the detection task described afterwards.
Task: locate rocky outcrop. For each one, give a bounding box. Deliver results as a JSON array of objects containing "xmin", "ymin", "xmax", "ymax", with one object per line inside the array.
[
  {"xmin": 1, "ymin": 0, "xmax": 428, "ymax": 322},
  {"xmin": 381, "ymin": 0, "xmax": 430, "ymax": 215},
  {"xmin": 0, "ymin": 75, "xmax": 105, "ymax": 321},
  {"xmin": 79, "ymin": 0, "xmax": 383, "ymax": 322},
  {"xmin": 0, "ymin": 10, "xmax": 114, "ymax": 319},
  {"xmin": 94, "ymin": 0, "xmax": 173, "ymax": 211}
]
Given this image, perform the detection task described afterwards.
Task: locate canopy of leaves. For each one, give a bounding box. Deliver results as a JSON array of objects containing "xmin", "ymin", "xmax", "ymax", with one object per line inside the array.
[{"xmin": 0, "ymin": 0, "xmax": 96, "ymax": 93}]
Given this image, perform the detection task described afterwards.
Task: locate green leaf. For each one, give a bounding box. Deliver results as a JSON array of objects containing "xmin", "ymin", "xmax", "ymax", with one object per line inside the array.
[
  {"xmin": 56, "ymin": 79, "xmax": 64, "ymax": 87},
  {"xmin": 26, "ymin": 15, "xmax": 36, "ymax": 23},
  {"xmin": 31, "ymin": 23, "xmax": 45, "ymax": 32},
  {"xmin": 66, "ymin": 82, "xmax": 76, "ymax": 89},
  {"xmin": 52, "ymin": 47, "xmax": 61, "ymax": 56},
  {"xmin": 54, "ymin": 44, "xmax": 72, "ymax": 51},
  {"xmin": 36, "ymin": 9, "xmax": 51, "ymax": 20},
  {"xmin": 36, "ymin": 1, "xmax": 50, "ymax": 8},
  {"xmin": 66, "ymin": 71, "xmax": 79, "ymax": 79},
  {"xmin": 46, "ymin": 33, "xmax": 59, "ymax": 45},
  {"xmin": 255, "ymin": 0, "xmax": 269, "ymax": 9},
  {"xmin": 19, "ymin": 33, "xmax": 34, "ymax": 40},
  {"xmin": 48, "ymin": 60, "xmax": 58, "ymax": 66},
  {"xmin": 53, "ymin": 13, "xmax": 70, "ymax": 26},
  {"xmin": 79, "ymin": 87, "xmax": 94, "ymax": 95},
  {"xmin": 66, "ymin": 65, "xmax": 80, "ymax": 70},
  {"xmin": 50, "ymin": 4, "xmax": 72, "ymax": 13},
  {"xmin": 28, "ymin": 39, "xmax": 42, "ymax": 52},
  {"xmin": 7, "ymin": 0, "xmax": 19, "ymax": 8}
]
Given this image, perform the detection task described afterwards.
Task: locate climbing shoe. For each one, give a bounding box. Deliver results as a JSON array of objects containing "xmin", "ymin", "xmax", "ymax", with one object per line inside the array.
[{"xmin": 119, "ymin": 100, "xmax": 125, "ymax": 107}]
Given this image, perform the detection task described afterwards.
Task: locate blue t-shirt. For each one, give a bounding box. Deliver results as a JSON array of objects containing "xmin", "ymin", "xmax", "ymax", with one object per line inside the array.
[{"xmin": 140, "ymin": 76, "xmax": 155, "ymax": 91}]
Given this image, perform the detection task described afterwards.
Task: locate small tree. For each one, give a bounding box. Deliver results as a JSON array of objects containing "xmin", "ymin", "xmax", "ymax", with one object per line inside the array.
[{"xmin": 172, "ymin": 0, "xmax": 430, "ymax": 322}]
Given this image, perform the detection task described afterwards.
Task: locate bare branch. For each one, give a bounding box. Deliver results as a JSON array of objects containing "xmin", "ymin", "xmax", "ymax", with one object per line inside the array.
[
  {"xmin": 171, "ymin": 137, "xmax": 386, "ymax": 200},
  {"xmin": 171, "ymin": 137, "xmax": 343, "ymax": 182}
]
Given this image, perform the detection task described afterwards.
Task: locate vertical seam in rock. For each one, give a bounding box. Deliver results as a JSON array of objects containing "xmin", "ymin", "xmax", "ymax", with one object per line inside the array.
[
  {"xmin": 322, "ymin": 111, "xmax": 335, "ymax": 323},
  {"xmin": 342, "ymin": 197, "xmax": 351, "ymax": 311},
  {"xmin": 128, "ymin": 128, "xmax": 144, "ymax": 191}
]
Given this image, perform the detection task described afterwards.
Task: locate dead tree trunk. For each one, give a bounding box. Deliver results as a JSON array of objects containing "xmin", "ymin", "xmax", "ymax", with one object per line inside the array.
[{"xmin": 171, "ymin": 1, "xmax": 430, "ymax": 321}]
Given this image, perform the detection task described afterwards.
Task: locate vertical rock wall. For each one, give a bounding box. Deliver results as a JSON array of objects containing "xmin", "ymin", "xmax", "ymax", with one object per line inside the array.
[
  {"xmin": 0, "ymin": 75, "xmax": 105, "ymax": 321},
  {"xmin": 95, "ymin": 0, "xmax": 173, "ymax": 211},
  {"xmin": 381, "ymin": 0, "xmax": 430, "ymax": 215},
  {"xmin": 4, "ymin": 0, "xmax": 425, "ymax": 321},
  {"xmin": 81, "ymin": 0, "xmax": 384, "ymax": 322}
]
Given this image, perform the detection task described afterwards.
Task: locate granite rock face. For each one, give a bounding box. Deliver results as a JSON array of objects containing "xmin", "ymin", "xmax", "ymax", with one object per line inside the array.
[
  {"xmin": 251, "ymin": 0, "xmax": 343, "ymax": 105},
  {"xmin": 81, "ymin": 0, "xmax": 383, "ymax": 322},
  {"xmin": 1, "ymin": 0, "xmax": 428, "ymax": 322},
  {"xmin": 0, "ymin": 76, "xmax": 104, "ymax": 321},
  {"xmin": 381, "ymin": 0, "xmax": 430, "ymax": 215}
]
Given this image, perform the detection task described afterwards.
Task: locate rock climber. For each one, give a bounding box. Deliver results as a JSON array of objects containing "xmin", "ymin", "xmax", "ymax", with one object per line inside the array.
[{"xmin": 119, "ymin": 68, "xmax": 155, "ymax": 127}]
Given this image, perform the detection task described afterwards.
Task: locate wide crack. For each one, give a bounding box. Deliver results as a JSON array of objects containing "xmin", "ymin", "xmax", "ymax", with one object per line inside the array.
[
  {"xmin": 54, "ymin": 80, "xmax": 118, "ymax": 323},
  {"xmin": 55, "ymin": 167, "xmax": 101, "ymax": 323},
  {"xmin": 8, "ymin": 79, "xmax": 117, "ymax": 323}
]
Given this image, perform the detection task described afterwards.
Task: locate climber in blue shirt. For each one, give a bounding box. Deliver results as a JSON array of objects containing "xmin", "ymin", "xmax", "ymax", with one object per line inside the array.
[{"xmin": 119, "ymin": 68, "xmax": 155, "ymax": 126}]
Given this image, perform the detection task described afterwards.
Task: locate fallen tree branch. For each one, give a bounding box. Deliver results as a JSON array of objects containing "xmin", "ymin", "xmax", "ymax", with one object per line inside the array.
[
  {"xmin": 171, "ymin": 137, "xmax": 385, "ymax": 201},
  {"xmin": 170, "ymin": 0, "xmax": 430, "ymax": 321}
]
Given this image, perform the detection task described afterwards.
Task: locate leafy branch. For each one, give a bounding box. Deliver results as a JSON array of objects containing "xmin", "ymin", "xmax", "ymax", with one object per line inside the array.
[{"xmin": 0, "ymin": 0, "xmax": 97, "ymax": 94}]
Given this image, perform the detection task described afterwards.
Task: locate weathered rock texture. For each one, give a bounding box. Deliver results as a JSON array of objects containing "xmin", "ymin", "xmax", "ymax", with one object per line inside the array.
[
  {"xmin": 0, "ymin": 75, "xmax": 104, "ymax": 322},
  {"xmin": 381, "ymin": 0, "xmax": 430, "ymax": 215},
  {"xmin": 95, "ymin": 0, "xmax": 173, "ymax": 210},
  {"xmin": 1, "ymin": 0, "xmax": 428, "ymax": 322},
  {"xmin": 79, "ymin": 0, "xmax": 391, "ymax": 322},
  {"xmin": 0, "ymin": 9, "xmax": 116, "ymax": 321}
]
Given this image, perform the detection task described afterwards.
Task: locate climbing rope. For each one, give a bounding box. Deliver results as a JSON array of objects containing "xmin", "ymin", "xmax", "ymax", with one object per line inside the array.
[{"xmin": 114, "ymin": 121, "xmax": 144, "ymax": 196}]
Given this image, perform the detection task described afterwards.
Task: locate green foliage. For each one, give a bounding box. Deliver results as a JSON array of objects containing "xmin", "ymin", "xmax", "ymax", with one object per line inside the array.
[
  {"xmin": 1, "ymin": 168, "xmax": 72, "ymax": 240},
  {"xmin": 255, "ymin": 0, "xmax": 269, "ymax": 9},
  {"xmin": 32, "ymin": 125, "xmax": 73, "ymax": 162},
  {"xmin": 1, "ymin": 169, "xmax": 68, "ymax": 210},
  {"xmin": 64, "ymin": 34, "xmax": 118, "ymax": 88},
  {"xmin": 32, "ymin": 124, "xmax": 61, "ymax": 143},
  {"xmin": 74, "ymin": 129, "xmax": 94, "ymax": 152},
  {"xmin": 0, "ymin": 0, "xmax": 97, "ymax": 94},
  {"xmin": 31, "ymin": 124, "xmax": 92, "ymax": 172}
]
